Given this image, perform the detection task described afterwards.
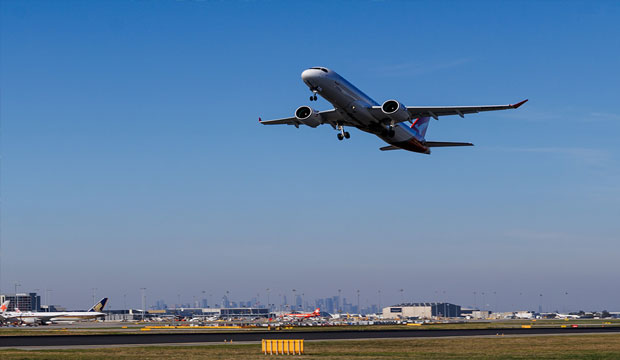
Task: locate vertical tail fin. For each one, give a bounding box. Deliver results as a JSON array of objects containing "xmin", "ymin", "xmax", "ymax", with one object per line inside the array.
[
  {"xmin": 89, "ymin": 298, "xmax": 108, "ymax": 312},
  {"xmin": 411, "ymin": 117, "xmax": 431, "ymax": 138},
  {"xmin": 0, "ymin": 301, "xmax": 9, "ymax": 312}
]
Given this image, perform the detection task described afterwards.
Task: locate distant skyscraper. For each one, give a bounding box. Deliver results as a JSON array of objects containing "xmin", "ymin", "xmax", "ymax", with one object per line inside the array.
[{"xmin": 295, "ymin": 295, "xmax": 302, "ymax": 310}]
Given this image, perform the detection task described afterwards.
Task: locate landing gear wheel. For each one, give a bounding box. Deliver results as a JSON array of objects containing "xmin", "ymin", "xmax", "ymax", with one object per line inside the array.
[
  {"xmin": 309, "ymin": 96, "xmax": 314, "ymax": 101},
  {"xmin": 388, "ymin": 128, "xmax": 395, "ymax": 137},
  {"xmin": 313, "ymin": 94, "xmax": 318, "ymax": 101},
  {"xmin": 337, "ymin": 133, "xmax": 344, "ymax": 141},
  {"xmin": 344, "ymin": 132, "xmax": 350, "ymax": 139}
]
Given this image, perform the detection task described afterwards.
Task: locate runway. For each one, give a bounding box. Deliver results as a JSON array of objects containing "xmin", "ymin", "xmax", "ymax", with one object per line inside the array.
[{"xmin": 1, "ymin": 326, "xmax": 619, "ymax": 348}]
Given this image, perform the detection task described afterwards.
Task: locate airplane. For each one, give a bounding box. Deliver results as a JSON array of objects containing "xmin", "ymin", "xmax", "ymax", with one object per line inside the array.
[
  {"xmin": 260, "ymin": 67, "xmax": 527, "ymax": 154},
  {"xmin": 0, "ymin": 298, "xmax": 108, "ymax": 325},
  {"xmin": 282, "ymin": 308, "xmax": 322, "ymax": 319},
  {"xmin": 555, "ymin": 313, "xmax": 580, "ymax": 319}
]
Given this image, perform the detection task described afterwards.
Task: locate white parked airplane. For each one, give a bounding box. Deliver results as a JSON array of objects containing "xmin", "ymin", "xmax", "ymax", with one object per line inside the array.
[
  {"xmin": 260, "ymin": 67, "xmax": 527, "ymax": 154},
  {"xmin": 0, "ymin": 298, "xmax": 108, "ymax": 325},
  {"xmin": 555, "ymin": 313, "xmax": 580, "ymax": 319}
]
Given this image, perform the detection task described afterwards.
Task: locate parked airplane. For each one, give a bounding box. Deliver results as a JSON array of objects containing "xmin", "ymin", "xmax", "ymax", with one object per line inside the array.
[
  {"xmin": 555, "ymin": 313, "xmax": 580, "ymax": 319},
  {"xmin": 260, "ymin": 67, "xmax": 527, "ymax": 154},
  {"xmin": 282, "ymin": 308, "xmax": 321, "ymax": 319},
  {"xmin": 0, "ymin": 298, "xmax": 108, "ymax": 325}
]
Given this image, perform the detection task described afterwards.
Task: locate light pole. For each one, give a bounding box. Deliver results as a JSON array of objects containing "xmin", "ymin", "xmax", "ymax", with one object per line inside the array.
[
  {"xmin": 140, "ymin": 288, "xmax": 147, "ymax": 321},
  {"xmin": 292, "ymin": 289, "xmax": 297, "ymax": 311},
  {"xmin": 378, "ymin": 290, "xmax": 382, "ymax": 311},
  {"xmin": 356, "ymin": 290, "xmax": 360, "ymax": 314},
  {"xmin": 34, "ymin": 289, "xmax": 40, "ymax": 310},
  {"xmin": 266, "ymin": 288, "xmax": 270, "ymax": 311},
  {"xmin": 123, "ymin": 293, "xmax": 127, "ymax": 321},
  {"xmin": 399, "ymin": 289, "xmax": 404, "ymax": 303},
  {"xmin": 91, "ymin": 288, "xmax": 97, "ymax": 306},
  {"xmin": 202, "ymin": 290, "xmax": 206, "ymax": 308},
  {"xmin": 338, "ymin": 289, "xmax": 342, "ymax": 314},
  {"xmin": 539, "ymin": 293, "xmax": 543, "ymax": 314},
  {"xmin": 14, "ymin": 282, "xmax": 20, "ymax": 295},
  {"xmin": 45, "ymin": 289, "xmax": 53, "ymax": 309}
]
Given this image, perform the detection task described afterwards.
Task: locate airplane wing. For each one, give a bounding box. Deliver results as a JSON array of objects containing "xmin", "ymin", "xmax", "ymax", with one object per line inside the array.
[
  {"xmin": 406, "ymin": 99, "xmax": 528, "ymax": 120},
  {"xmin": 370, "ymin": 99, "xmax": 528, "ymax": 123},
  {"xmin": 259, "ymin": 109, "xmax": 353, "ymax": 128}
]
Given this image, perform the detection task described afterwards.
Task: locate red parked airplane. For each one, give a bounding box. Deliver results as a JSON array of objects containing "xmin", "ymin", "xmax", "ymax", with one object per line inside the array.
[{"xmin": 283, "ymin": 308, "xmax": 321, "ymax": 319}]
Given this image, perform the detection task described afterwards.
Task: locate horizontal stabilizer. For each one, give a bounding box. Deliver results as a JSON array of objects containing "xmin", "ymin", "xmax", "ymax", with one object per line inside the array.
[
  {"xmin": 379, "ymin": 145, "xmax": 402, "ymax": 151},
  {"xmin": 424, "ymin": 141, "xmax": 474, "ymax": 147}
]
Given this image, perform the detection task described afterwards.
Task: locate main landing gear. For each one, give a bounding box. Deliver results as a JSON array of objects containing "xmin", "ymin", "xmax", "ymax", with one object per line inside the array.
[
  {"xmin": 309, "ymin": 93, "xmax": 318, "ymax": 101},
  {"xmin": 337, "ymin": 125, "xmax": 350, "ymax": 141}
]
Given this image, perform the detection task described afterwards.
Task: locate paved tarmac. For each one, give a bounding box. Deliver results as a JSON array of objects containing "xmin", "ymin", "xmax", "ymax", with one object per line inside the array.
[{"xmin": 1, "ymin": 326, "xmax": 619, "ymax": 348}]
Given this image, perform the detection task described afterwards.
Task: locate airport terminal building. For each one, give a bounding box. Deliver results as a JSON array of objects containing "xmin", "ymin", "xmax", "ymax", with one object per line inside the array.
[
  {"xmin": 382, "ymin": 303, "xmax": 461, "ymax": 319},
  {"xmin": 104, "ymin": 307, "xmax": 271, "ymax": 321},
  {"xmin": 0, "ymin": 293, "xmax": 41, "ymax": 311}
]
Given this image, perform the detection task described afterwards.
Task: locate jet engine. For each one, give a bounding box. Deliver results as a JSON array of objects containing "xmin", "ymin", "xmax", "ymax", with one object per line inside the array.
[
  {"xmin": 21, "ymin": 318, "xmax": 39, "ymax": 325},
  {"xmin": 295, "ymin": 106, "xmax": 322, "ymax": 128},
  {"xmin": 381, "ymin": 99, "xmax": 410, "ymax": 123}
]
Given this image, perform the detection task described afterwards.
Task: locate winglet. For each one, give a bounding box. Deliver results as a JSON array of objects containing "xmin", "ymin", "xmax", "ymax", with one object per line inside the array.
[
  {"xmin": 511, "ymin": 99, "xmax": 528, "ymax": 108},
  {"xmin": 258, "ymin": 117, "xmax": 262, "ymax": 122}
]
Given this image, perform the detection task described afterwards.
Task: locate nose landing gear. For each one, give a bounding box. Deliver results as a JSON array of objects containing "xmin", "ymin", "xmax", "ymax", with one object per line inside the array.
[{"xmin": 308, "ymin": 87, "xmax": 320, "ymax": 101}]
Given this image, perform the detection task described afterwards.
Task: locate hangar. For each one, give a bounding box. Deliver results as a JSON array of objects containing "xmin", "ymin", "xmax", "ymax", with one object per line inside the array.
[{"xmin": 382, "ymin": 303, "xmax": 461, "ymax": 319}]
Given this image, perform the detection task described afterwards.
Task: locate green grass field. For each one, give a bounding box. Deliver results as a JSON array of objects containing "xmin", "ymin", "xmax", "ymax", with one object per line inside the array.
[{"xmin": 1, "ymin": 334, "xmax": 620, "ymax": 359}]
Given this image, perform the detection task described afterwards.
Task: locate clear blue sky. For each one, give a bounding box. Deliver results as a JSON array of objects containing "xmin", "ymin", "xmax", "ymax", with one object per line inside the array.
[{"xmin": 1, "ymin": 0, "xmax": 619, "ymax": 311}]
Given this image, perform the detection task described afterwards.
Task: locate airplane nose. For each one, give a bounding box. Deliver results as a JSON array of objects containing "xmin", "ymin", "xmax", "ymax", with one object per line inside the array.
[
  {"xmin": 301, "ymin": 69, "xmax": 315, "ymax": 82},
  {"xmin": 301, "ymin": 68, "xmax": 324, "ymax": 82}
]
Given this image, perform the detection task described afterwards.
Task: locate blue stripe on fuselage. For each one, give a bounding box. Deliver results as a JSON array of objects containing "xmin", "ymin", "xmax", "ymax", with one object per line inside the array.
[
  {"xmin": 332, "ymin": 74, "xmax": 379, "ymax": 106},
  {"xmin": 396, "ymin": 122, "xmax": 425, "ymax": 142}
]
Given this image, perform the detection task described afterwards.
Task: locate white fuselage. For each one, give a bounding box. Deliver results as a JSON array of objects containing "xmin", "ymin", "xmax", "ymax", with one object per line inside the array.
[
  {"xmin": 2, "ymin": 311, "xmax": 104, "ymax": 324},
  {"xmin": 301, "ymin": 68, "xmax": 422, "ymax": 146}
]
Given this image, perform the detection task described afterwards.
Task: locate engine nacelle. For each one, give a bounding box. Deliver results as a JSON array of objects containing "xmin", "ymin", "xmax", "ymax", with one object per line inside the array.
[
  {"xmin": 381, "ymin": 99, "xmax": 410, "ymax": 123},
  {"xmin": 295, "ymin": 106, "xmax": 322, "ymax": 128}
]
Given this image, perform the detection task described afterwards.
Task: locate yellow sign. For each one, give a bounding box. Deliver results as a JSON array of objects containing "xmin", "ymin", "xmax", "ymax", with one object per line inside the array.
[{"xmin": 262, "ymin": 339, "xmax": 304, "ymax": 355}]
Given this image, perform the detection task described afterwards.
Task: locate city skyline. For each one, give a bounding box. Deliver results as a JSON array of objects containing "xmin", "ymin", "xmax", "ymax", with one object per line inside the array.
[{"xmin": 1, "ymin": 287, "xmax": 604, "ymax": 315}]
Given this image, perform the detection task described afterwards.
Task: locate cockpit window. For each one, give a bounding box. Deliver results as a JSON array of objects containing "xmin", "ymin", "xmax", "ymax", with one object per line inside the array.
[{"xmin": 310, "ymin": 67, "xmax": 328, "ymax": 73}]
